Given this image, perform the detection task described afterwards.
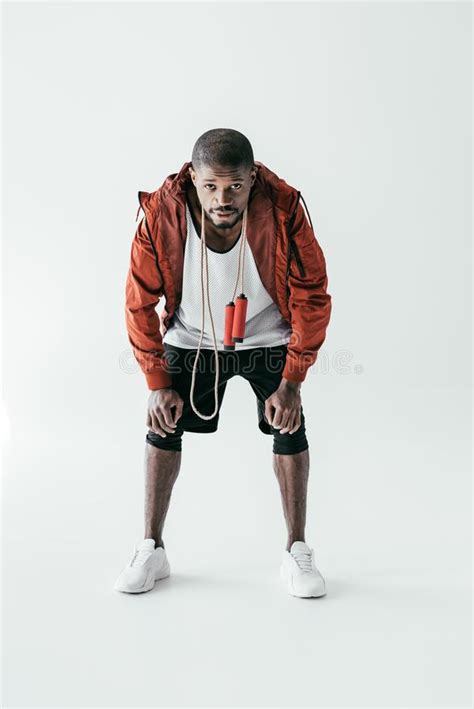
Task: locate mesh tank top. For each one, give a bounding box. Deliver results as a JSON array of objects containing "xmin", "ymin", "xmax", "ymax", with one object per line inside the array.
[{"xmin": 162, "ymin": 201, "xmax": 292, "ymax": 350}]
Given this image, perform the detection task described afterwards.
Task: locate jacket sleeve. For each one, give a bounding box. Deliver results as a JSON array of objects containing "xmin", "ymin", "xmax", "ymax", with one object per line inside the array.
[
  {"xmin": 124, "ymin": 216, "xmax": 173, "ymax": 390},
  {"xmin": 281, "ymin": 201, "xmax": 332, "ymax": 383}
]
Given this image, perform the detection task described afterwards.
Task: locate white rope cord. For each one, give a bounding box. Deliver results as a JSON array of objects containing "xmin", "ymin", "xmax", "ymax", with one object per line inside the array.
[
  {"xmin": 189, "ymin": 205, "xmax": 248, "ymax": 420},
  {"xmin": 231, "ymin": 208, "xmax": 248, "ymax": 302}
]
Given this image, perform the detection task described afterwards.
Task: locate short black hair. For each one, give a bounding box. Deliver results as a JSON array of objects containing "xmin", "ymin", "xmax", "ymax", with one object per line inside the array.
[{"xmin": 191, "ymin": 128, "xmax": 255, "ymax": 173}]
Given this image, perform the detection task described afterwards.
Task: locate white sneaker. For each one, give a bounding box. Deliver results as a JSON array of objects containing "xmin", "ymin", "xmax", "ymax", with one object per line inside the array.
[
  {"xmin": 280, "ymin": 541, "xmax": 327, "ymax": 598},
  {"xmin": 114, "ymin": 538, "xmax": 170, "ymax": 593}
]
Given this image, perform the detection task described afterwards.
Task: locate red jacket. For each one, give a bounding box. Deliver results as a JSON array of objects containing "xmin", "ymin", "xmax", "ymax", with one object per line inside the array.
[{"xmin": 125, "ymin": 160, "xmax": 332, "ymax": 390}]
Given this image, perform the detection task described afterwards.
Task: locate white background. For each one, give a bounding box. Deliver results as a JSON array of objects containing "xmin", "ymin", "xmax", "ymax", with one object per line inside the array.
[{"xmin": 2, "ymin": 1, "xmax": 471, "ymax": 707}]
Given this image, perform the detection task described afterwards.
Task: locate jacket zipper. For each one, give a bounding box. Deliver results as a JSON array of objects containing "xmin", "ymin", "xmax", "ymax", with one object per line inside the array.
[
  {"xmin": 290, "ymin": 239, "xmax": 306, "ymax": 278},
  {"xmin": 285, "ymin": 191, "xmax": 306, "ymax": 279}
]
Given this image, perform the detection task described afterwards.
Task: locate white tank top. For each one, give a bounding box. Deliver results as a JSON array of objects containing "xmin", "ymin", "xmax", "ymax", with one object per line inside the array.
[{"xmin": 162, "ymin": 202, "xmax": 292, "ymax": 350}]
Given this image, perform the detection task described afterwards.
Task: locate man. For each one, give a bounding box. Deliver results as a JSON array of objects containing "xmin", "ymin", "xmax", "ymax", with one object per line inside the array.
[{"xmin": 114, "ymin": 128, "xmax": 332, "ymax": 597}]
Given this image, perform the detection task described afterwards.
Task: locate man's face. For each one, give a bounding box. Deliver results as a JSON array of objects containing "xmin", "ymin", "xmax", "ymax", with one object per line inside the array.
[{"xmin": 188, "ymin": 163, "xmax": 257, "ymax": 231}]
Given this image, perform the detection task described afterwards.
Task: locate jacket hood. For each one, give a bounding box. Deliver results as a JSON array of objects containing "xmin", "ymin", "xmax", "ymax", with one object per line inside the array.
[{"xmin": 137, "ymin": 160, "xmax": 299, "ymax": 218}]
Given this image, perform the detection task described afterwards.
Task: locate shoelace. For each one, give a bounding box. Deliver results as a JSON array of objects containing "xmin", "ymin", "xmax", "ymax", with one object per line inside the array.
[
  {"xmin": 130, "ymin": 547, "xmax": 154, "ymax": 567},
  {"xmin": 291, "ymin": 548, "xmax": 314, "ymax": 573}
]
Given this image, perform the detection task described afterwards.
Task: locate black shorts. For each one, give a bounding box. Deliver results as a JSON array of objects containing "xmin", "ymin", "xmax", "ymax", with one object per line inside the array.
[{"xmin": 146, "ymin": 343, "xmax": 309, "ymax": 455}]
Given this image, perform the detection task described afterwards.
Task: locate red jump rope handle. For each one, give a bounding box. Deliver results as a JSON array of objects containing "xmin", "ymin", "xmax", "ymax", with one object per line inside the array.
[
  {"xmin": 223, "ymin": 302, "xmax": 236, "ymax": 350},
  {"xmin": 232, "ymin": 294, "xmax": 247, "ymax": 343}
]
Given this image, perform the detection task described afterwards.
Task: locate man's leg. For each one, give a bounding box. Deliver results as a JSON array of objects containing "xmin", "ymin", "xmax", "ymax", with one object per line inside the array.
[
  {"xmin": 142, "ymin": 343, "xmax": 229, "ymax": 551},
  {"xmin": 144, "ymin": 444, "xmax": 182, "ymax": 550},
  {"xmin": 239, "ymin": 345, "xmax": 310, "ymax": 552},
  {"xmin": 272, "ymin": 448, "xmax": 309, "ymax": 552}
]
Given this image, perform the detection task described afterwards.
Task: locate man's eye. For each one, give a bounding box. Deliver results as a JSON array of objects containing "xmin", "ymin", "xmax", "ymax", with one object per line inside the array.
[{"xmin": 204, "ymin": 184, "xmax": 242, "ymax": 189}]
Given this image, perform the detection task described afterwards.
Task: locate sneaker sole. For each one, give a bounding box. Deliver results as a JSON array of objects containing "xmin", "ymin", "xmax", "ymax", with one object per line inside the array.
[
  {"xmin": 280, "ymin": 565, "xmax": 327, "ymax": 598},
  {"xmin": 114, "ymin": 563, "xmax": 170, "ymax": 594}
]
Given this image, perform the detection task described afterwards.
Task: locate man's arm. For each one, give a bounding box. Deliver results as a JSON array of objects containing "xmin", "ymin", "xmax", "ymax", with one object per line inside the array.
[
  {"xmin": 281, "ymin": 199, "xmax": 332, "ymax": 384},
  {"xmin": 125, "ymin": 216, "xmax": 173, "ymax": 390}
]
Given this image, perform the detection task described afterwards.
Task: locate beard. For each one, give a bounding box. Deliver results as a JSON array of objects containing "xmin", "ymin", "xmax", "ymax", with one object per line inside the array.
[{"xmin": 208, "ymin": 209, "xmax": 240, "ymax": 230}]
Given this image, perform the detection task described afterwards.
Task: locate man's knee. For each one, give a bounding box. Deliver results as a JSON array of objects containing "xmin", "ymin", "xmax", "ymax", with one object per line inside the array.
[
  {"xmin": 146, "ymin": 428, "xmax": 183, "ymax": 452},
  {"xmin": 273, "ymin": 433, "xmax": 309, "ymax": 455},
  {"xmin": 272, "ymin": 415, "xmax": 309, "ymax": 455}
]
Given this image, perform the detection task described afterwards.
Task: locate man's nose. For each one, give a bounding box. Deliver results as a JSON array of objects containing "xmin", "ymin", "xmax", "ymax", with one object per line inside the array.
[{"xmin": 213, "ymin": 192, "xmax": 234, "ymax": 208}]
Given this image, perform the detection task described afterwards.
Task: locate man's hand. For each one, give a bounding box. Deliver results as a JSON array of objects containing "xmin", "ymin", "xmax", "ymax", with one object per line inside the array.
[
  {"xmin": 264, "ymin": 378, "xmax": 302, "ymax": 435},
  {"xmin": 147, "ymin": 388, "xmax": 184, "ymax": 438}
]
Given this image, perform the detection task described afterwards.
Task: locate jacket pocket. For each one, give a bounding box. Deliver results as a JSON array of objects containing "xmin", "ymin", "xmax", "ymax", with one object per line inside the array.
[{"xmin": 289, "ymin": 240, "xmax": 306, "ymax": 278}]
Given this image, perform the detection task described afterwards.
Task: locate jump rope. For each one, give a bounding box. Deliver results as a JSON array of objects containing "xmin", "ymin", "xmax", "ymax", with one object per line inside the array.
[{"xmin": 189, "ymin": 204, "xmax": 249, "ymax": 420}]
